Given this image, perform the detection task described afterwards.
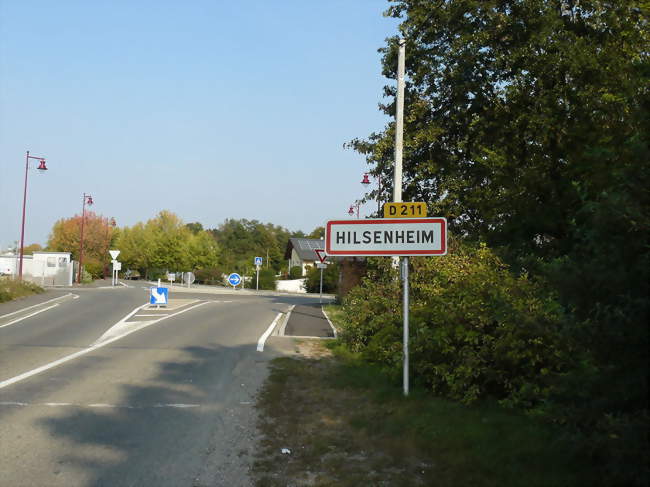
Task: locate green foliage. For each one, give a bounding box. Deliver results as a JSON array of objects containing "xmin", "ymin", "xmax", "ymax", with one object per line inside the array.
[
  {"xmin": 289, "ymin": 266, "xmax": 303, "ymax": 279},
  {"xmin": 246, "ymin": 268, "xmax": 277, "ymax": 290},
  {"xmin": 305, "ymin": 263, "xmax": 339, "ymax": 294},
  {"xmin": 346, "ymin": 1, "xmax": 649, "ymax": 483},
  {"xmin": 209, "ymin": 218, "xmax": 300, "ymax": 275},
  {"xmin": 305, "ymin": 262, "xmax": 339, "ymax": 293},
  {"xmin": 80, "ymin": 268, "xmax": 93, "ymax": 284},
  {"xmin": 82, "ymin": 257, "xmax": 104, "ymax": 279},
  {"xmin": 193, "ymin": 267, "xmax": 223, "ymax": 285},
  {"xmin": 0, "ymin": 278, "xmax": 44, "ymax": 303},
  {"xmin": 340, "ymin": 241, "xmax": 569, "ymax": 409},
  {"xmin": 116, "ymin": 210, "xmax": 219, "ymax": 278}
]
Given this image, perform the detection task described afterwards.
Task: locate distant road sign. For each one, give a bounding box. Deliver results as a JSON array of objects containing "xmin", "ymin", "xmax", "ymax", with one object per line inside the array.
[
  {"xmin": 184, "ymin": 272, "xmax": 195, "ymax": 285},
  {"xmin": 325, "ymin": 218, "xmax": 447, "ymax": 256},
  {"xmin": 383, "ymin": 202, "xmax": 427, "ymax": 218},
  {"xmin": 150, "ymin": 287, "xmax": 168, "ymax": 305},
  {"xmin": 316, "ymin": 263, "xmax": 328, "ymax": 269},
  {"xmin": 254, "ymin": 256, "xmax": 263, "ymax": 266},
  {"xmin": 109, "ymin": 250, "xmax": 121, "ymax": 259},
  {"xmin": 112, "ymin": 261, "xmax": 122, "ymax": 271},
  {"xmin": 314, "ymin": 249, "xmax": 328, "ymax": 264},
  {"xmin": 227, "ymin": 273, "xmax": 242, "ymax": 287}
]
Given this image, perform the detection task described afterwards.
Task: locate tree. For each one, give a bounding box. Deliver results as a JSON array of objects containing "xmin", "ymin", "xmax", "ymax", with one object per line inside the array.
[
  {"xmin": 349, "ymin": 1, "xmax": 649, "ymax": 482},
  {"xmin": 117, "ymin": 211, "xmax": 219, "ymax": 278},
  {"xmin": 209, "ymin": 219, "xmax": 299, "ymax": 274},
  {"xmin": 185, "ymin": 222, "xmax": 204, "ymax": 235},
  {"xmin": 47, "ymin": 212, "xmax": 117, "ymax": 277},
  {"xmin": 307, "ymin": 226, "xmax": 325, "ymax": 239},
  {"xmin": 21, "ymin": 243, "xmax": 42, "ymax": 255}
]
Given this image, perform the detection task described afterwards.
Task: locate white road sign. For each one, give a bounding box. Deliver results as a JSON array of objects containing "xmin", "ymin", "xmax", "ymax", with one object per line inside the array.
[
  {"xmin": 109, "ymin": 250, "xmax": 120, "ymax": 259},
  {"xmin": 325, "ymin": 218, "xmax": 447, "ymax": 256}
]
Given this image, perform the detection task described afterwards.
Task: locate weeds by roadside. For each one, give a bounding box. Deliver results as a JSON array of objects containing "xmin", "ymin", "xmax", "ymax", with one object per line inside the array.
[
  {"xmin": 0, "ymin": 278, "xmax": 44, "ymax": 303},
  {"xmin": 253, "ymin": 340, "xmax": 595, "ymax": 487}
]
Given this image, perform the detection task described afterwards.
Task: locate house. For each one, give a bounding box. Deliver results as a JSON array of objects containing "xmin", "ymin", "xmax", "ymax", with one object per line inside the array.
[{"xmin": 284, "ymin": 238, "xmax": 325, "ymax": 276}]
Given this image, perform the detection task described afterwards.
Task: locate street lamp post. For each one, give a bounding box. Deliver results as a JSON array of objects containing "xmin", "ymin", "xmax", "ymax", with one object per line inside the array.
[
  {"xmin": 77, "ymin": 193, "xmax": 94, "ymax": 284},
  {"xmin": 347, "ymin": 203, "xmax": 360, "ymax": 219},
  {"xmin": 18, "ymin": 151, "xmax": 48, "ymax": 280},
  {"xmin": 361, "ymin": 172, "xmax": 383, "ymax": 215}
]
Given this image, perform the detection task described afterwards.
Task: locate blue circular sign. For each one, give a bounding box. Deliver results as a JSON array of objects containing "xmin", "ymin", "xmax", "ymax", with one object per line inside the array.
[{"xmin": 227, "ymin": 273, "xmax": 241, "ymax": 286}]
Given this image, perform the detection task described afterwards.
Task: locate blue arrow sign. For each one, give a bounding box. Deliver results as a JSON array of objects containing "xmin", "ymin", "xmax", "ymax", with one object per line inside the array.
[
  {"xmin": 227, "ymin": 273, "xmax": 242, "ymax": 287},
  {"xmin": 150, "ymin": 287, "xmax": 168, "ymax": 305},
  {"xmin": 254, "ymin": 256, "xmax": 263, "ymax": 266}
]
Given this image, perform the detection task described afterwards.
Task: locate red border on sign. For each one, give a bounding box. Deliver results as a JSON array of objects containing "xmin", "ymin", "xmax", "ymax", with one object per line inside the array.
[{"xmin": 325, "ymin": 218, "xmax": 447, "ymax": 256}]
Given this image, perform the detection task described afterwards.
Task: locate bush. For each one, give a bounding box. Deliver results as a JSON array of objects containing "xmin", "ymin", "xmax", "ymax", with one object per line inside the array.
[
  {"xmin": 194, "ymin": 266, "xmax": 223, "ymax": 285},
  {"xmin": 305, "ymin": 262, "xmax": 338, "ymax": 293},
  {"xmin": 82, "ymin": 256, "xmax": 104, "ymax": 279},
  {"xmin": 246, "ymin": 268, "xmax": 277, "ymax": 290},
  {"xmin": 81, "ymin": 268, "xmax": 93, "ymax": 284},
  {"xmin": 0, "ymin": 278, "xmax": 44, "ymax": 302},
  {"xmin": 289, "ymin": 266, "xmax": 303, "ymax": 279},
  {"xmin": 340, "ymin": 240, "xmax": 570, "ymax": 408}
]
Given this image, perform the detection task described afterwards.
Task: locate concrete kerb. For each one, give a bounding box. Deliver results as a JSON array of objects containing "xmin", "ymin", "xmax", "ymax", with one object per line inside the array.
[
  {"xmin": 275, "ymin": 305, "xmax": 296, "ymax": 336},
  {"xmin": 320, "ymin": 306, "xmax": 338, "ymax": 339}
]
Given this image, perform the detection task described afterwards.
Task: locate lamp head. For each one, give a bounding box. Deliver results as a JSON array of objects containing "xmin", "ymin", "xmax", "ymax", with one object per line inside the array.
[
  {"xmin": 37, "ymin": 160, "xmax": 48, "ymax": 171},
  {"xmin": 361, "ymin": 173, "xmax": 371, "ymax": 185}
]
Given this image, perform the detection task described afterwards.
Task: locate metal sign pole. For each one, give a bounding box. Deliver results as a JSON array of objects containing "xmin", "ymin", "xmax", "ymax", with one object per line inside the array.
[
  {"xmin": 401, "ymin": 257, "xmax": 410, "ymax": 396},
  {"xmin": 256, "ymin": 266, "xmax": 259, "ymax": 291},
  {"xmin": 319, "ymin": 266, "xmax": 324, "ymax": 303}
]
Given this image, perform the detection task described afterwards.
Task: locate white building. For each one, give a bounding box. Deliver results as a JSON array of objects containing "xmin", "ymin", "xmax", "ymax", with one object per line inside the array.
[{"xmin": 0, "ymin": 251, "xmax": 73, "ymax": 286}]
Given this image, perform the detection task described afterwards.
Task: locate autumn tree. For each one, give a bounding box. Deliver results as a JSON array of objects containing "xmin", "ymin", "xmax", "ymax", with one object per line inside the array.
[{"xmin": 47, "ymin": 212, "xmax": 117, "ymax": 277}]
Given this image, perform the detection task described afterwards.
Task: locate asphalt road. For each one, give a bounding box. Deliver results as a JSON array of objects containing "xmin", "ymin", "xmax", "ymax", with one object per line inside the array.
[{"xmin": 0, "ymin": 285, "xmax": 324, "ymax": 487}]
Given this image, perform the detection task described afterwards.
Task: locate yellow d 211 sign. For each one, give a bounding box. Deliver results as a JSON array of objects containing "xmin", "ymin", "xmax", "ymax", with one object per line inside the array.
[{"xmin": 383, "ymin": 202, "xmax": 428, "ymax": 218}]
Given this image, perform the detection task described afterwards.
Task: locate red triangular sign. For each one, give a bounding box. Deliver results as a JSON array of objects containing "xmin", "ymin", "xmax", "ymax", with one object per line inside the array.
[{"xmin": 314, "ymin": 249, "xmax": 327, "ymax": 263}]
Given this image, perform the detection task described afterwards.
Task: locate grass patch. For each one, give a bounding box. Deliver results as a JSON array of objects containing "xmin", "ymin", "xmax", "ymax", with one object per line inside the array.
[
  {"xmin": 0, "ymin": 277, "xmax": 44, "ymax": 303},
  {"xmin": 253, "ymin": 341, "xmax": 596, "ymax": 486}
]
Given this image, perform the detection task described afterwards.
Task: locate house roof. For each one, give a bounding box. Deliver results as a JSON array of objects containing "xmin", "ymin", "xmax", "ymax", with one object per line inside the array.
[{"xmin": 285, "ymin": 238, "xmax": 325, "ymax": 261}]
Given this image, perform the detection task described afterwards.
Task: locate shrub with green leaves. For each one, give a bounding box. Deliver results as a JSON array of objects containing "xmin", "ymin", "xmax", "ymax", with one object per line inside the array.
[
  {"xmin": 289, "ymin": 266, "xmax": 303, "ymax": 279},
  {"xmin": 340, "ymin": 240, "xmax": 569, "ymax": 409},
  {"xmin": 246, "ymin": 268, "xmax": 277, "ymax": 290},
  {"xmin": 305, "ymin": 262, "xmax": 338, "ymax": 294}
]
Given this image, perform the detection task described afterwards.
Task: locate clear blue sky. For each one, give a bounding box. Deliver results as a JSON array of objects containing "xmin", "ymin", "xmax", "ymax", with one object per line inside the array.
[{"xmin": 0, "ymin": 0, "xmax": 399, "ymax": 248}]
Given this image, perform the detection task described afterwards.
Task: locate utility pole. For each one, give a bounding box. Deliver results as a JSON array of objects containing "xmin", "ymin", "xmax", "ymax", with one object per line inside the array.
[{"xmin": 394, "ymin": 38, "xmax": 409, "ymax": 397}]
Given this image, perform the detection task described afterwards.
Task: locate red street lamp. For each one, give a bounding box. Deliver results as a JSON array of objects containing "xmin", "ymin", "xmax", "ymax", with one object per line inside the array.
[
  {"xmin": 348, "ymin": 202, "xmax": 360, "ymax": 219},
  {"xmin": 18, "ymin": 151, "xmax": 48, "ymax": 280},
  {"xmin": 361, "ymin": 172, "xmax": 382, "ymax": 214},
  {"xmin": 77, "ymin": 193, "xmax": 93, "ymax": 284}
]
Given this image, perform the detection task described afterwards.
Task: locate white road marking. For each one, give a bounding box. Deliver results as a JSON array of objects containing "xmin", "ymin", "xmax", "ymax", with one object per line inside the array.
[
  {"xmin": 0, "ymin": 401, "xmax": 200, "ymax": 409},
  {"xmin": 0, "ymin": 301, "xmax": 210, "ymax": 390},
  {"xmin": 0, "ymin": 304, "xmax": 60, "ymax": 329},
  {"xmin": 0, "ymin": 293, "xmax": 72, "ymax": 319},
  {"xmin": 134, "ymin": 314, "xmax": 170, "ymax": 317},
  {"xmin": 257, "ymin": 313, "xmax": 283, "ymax": 352}
]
